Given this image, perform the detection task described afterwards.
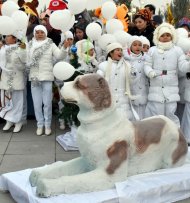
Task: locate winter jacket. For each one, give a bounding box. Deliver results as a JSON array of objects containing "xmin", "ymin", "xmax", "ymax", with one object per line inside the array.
[
  {"xmin": 27, "ymin": 38, "xmax": 66, "ymax": 81},
  {"xmin": 0, "ymin": 45, "xmax": 26, "ymax": 90},
  {"xmin": 144, "ymin": 45, "xmax": 190, "ymax": 103},
  {"xmin": 124, "ymin": 50, "xmax": 148, "ymax": 105}
]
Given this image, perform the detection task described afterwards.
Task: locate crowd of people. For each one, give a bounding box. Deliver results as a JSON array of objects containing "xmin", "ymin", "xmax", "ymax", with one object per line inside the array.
[{"xmin": 0, "ymin": 3, "xmax": 190, "ymax": 145}]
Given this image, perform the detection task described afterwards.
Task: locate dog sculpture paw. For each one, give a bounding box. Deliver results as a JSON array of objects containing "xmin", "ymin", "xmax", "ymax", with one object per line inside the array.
[
  {"xmin": 36, "ymin": 179, "xmax": 52, "ymax": 197},
  {"xmin": 29, "ymin": 169, "xmax": 44, "ymax": 187}
]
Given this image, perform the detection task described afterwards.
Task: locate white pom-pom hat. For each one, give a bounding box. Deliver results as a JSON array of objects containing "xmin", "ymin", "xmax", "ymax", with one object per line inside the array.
[{"xmin": 153, "ymin": 23, "xmax": 177, "ymax": 45}]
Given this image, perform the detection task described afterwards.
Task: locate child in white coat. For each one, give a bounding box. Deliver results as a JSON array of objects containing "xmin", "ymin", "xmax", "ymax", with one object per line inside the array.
[
  {"xmin": 76, "ymin": 39, "xmax": 99, "ymax": 74},
  {"xmin": 124, "ymin": 36, "xmax": 148, "ymax": 119},
  {"xmin": 144, "ymin": 23, "xmax": 190, "ymax": 127},
  {"xmin": 0, "ymin": 35, "xmax": 26, "ymax": 133},
  {"xmin": 27, "ymin": 25, "xmax": 66, "ymax": 136},
  {"xmin": 97, "ymin": 42, "xmax": 135, "ymax": 120}
]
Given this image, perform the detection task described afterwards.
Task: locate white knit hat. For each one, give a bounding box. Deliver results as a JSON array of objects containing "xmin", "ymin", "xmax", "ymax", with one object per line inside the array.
[
  {"xmin": 33, "ymin": 25, "xmax": 48, "ymax": 36},
  {"xmin": 139, "ymin": 36, "xmax": 150, "ymax": 47},
  {"xmin": 106, "ymin": 42, "xmax": 123, "ymax": 54},
  {"xmin": 153, "ymin": 23, "xmax": 177, "ymax": 45},
  {"xmin": 60, "ymin": 31, "xmax": 74, "ymax": 44},
  {"xmin": 128, "ymin": 35, "xmax": 143, "ymax": 49}
]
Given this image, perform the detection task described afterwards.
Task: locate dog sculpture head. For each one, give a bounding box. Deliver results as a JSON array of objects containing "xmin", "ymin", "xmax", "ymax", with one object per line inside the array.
[{"xmin": 61, "ymin": 74, "xmax": 112, "ymax": 111}]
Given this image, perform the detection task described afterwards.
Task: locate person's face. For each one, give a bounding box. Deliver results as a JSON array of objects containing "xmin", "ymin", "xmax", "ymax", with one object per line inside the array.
[
  {"xmin": 5, "ymin": 35, "xmax": 16, "ymax": 45},
  {"xmin": 131, "ymin": 40, "xmax": 142, "ymax": 55},
  {"xmin": 134, "ymin": 17, "xmax": 147, "ymax": 31},
  {"xmin": 87, "ymin": 48, "xmax": 95, "ymax": 57},
  {"xmin": 35, "ymin": 30, "xmax": 46, "ymax": 41},
  {"xmin": 67, "ymin": 38, "xmax": 73, "ymax": 46},
  {"xmin": 142, "ymin": 44, "xmax": 150, "ymax": 53},
  {"xmin": 75, "ymin": 28, "xmax": 84, "ymax": 40},
  {"xmin": 159, "ymin": 33, "xmax": 172, "ymax": 43},
  {"xmin": 110, "ymin": 48, "xmax": 123, "ymax": 61}
]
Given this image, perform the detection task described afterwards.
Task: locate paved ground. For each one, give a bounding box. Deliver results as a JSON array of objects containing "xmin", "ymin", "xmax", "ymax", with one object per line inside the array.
[
  {"xmin": 0, "ymin": 117, "xmax": 80, "ymax": 203},
  {"xmin": 0, "ymin": 118, "xmax": 190, "ymax": 203}
]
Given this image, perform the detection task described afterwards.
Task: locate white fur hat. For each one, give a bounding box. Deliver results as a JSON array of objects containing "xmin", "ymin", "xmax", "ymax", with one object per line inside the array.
[
  {"xmin": 153, "ymin": 23, "xmax": 177, "ymax": 45},
  {"xmin": 128, "ymin": 35, "xmax": 142, "ymax": 49},
  {"xmin": 33, "ymin": 25, "xmax": 48, "ymax": 36},
  {"xmin": 106, "ymin": 42, "xmax": 123, "ymax": 54},
  {"xmin": 139, "ymin": 36, "xmax": 150, "ymax": 47}
]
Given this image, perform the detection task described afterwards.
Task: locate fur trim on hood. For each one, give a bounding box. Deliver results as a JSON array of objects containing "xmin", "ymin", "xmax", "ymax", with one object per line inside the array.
[{"xmin": 153, "ymin": 23, "xmax": 177, "ymax": 45}]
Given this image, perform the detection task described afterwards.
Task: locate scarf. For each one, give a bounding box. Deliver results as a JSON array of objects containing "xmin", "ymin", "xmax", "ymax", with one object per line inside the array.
[
  {"xmin": 157, "ymin": 41, "xmax": 173, "ymax": 53},
  {"xmin": 27, "ymin": 38, "xmax": 52, "ymax": 68}
]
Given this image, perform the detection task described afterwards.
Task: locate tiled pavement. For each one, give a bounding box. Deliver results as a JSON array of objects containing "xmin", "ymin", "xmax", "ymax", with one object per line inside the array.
[{"xmin": 0, "ymin": 117, "xmax": 80, "ymax": 203}]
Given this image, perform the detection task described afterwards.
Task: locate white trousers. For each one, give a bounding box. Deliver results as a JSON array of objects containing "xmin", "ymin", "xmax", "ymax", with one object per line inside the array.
[
  {"xmin": 145, "ymin": 101, "xmax": 180, "ymax": 127},
  {"xmin": 181, "ymin": 102, "xmax": 190, "ymax": 143},
  {"xmin": 0, "ymin": 90, "xmax": 24, "ymax": 123},
  {"xmin": 31, "ymin": 81, "xmax": 52, "ymax": 128}
]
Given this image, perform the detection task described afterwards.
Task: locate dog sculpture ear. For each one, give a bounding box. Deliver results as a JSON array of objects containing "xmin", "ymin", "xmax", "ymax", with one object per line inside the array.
[{"xmin": 91, "ymin": 76, "xmax": 111, "ymax": 111}]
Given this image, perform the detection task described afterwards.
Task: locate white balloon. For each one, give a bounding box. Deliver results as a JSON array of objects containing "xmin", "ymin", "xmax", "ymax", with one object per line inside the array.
[
  {"xmin": 0, "ymin": 16, "xmax": 17, "ymax": 35},
  {"xmin": 106, "ymin": 19, "xmax": 124, "ymax": 34},
  {"xmin": 101, "ymin": 1, "xmax": 116, "ymax": 20},
  {"xmin": 53, "ymin": 62, "xmax": 76, "ymax": 81},
  {"xmin": 86, "ymin": 23, "xmax": 102, "ymax": 41},
  {"xmin": 1, "ymin": 1, "xmax": 19, "ymax": 17},
  {"xmin": 98, "ymin": 34, "xmax": 117, "ymax": 50},
  {"xmin": 86, "ymin": 0, "xmax": 102, "ymax": 10},
  {"xmin": 68, "ymin": 0, "xmax": 87, "ymax": 15},
  {"xmin": 11, "ymin": 10, "xmax": 28, "ymax": 31},
  {"xmin": 61, "ymin": 15, "xmax": 75, "ymax": 32},
  {"xmin": 49, "ymin": 10, "xmax": 72, "ymax": 30},
  {"xmin": 113, "ymin": 30, "xmax": 131, "ymax": 47}
]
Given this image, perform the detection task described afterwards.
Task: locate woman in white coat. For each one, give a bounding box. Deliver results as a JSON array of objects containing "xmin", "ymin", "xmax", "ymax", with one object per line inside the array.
[
  {"xmin": 97, "ymin": 42, "xmax": 135, "ymax": 120},
  {"xmin": 144, "ymin": 23, "xmax": 190, "ymax": 127},
  {"xmin": 0, "ymin": 35, "xmax": 26, "ymax": 133},
  {"xmin": 27, "ymin": 25, "xmax": 66, "ymax": 136}
]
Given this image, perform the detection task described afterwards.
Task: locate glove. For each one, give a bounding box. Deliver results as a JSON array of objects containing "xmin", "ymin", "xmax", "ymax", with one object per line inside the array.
[{"xmin": 148, "ymin": 71, "xmax": 156, "ymax": 78}]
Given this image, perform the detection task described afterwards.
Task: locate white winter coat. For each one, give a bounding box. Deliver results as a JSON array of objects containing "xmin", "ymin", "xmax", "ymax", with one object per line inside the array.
[
  {"xmin": 144, "ymin": 46, "xmax": 190, "ymax": 103},
  {"xmin": 27, "ymin": 38, "xmax": 66, "ymax": 81},
  {"xmin": 124, "ymin": 50, "xmax": 148, "ymax": 106},
  {"xmin": 97, "ymin": 57, "xmax": 134, "ymax": 120},
  {"xmin": 0, "ymin": 45, "xmax": 26, "ymax": 90}
]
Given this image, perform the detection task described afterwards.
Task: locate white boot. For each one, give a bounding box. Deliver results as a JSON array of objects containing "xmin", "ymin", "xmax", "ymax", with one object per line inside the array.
[
  {"xmin": 3, "ymin": 121, "xmax": 14, "ymax": 131},
  {"xmin": 13, "ymin": 122, "xmax": 23, "ymax": 133},
  {"xmin": 36, "ymin": 127, "xmax": 43, "ymax": 136},
  {"xmin": 45, "ymin": 127, "xmax": 51, "ymax": 136}
]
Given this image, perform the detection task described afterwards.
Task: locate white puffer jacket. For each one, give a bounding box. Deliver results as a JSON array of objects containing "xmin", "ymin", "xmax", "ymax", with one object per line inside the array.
[
  {"xmin": 144, "ymin": 46, "xmax": 190, "ymax": 103},
  {"xmin": 124, "ymin": 50, "xmax": 148, "ymax": 106},
  {"xmin": 28, "ymin": 38, "xmax": 66, "ymax": 81},
  {"xmin": 0, "ymin": 45, "xmax": 26, "ymax": 90}
]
